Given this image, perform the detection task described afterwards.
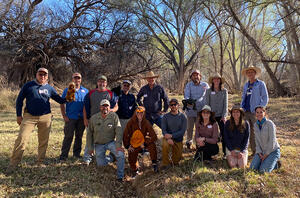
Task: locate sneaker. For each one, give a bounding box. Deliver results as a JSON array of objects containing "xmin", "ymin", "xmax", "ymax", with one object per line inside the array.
[
  {"xmin": 82, "ymin": 160, "xmax": 90, "ymax": 166},
  {"xmin": 153, "ymin": 163, "xmax": 159, "ymax": 173}
]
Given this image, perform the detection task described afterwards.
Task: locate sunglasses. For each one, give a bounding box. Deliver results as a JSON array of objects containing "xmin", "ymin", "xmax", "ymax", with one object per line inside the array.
[
  {"xmin": 38, "ymin": 73, "xmax": 48, "ymax": 76},
  {"xmin": 202, "ymin": 111, "xmax": 211, "ymax": 114},
  {"xmin": 123, "ymin": 84, "xmax": 130, "ymax": 87},
  {"xmin": 73, "ymin": 76, "xmax": 81, "ymax": 79},
  {"xmin": 170, "ymin": 103, "xmax": 178, "ymax": 106}
]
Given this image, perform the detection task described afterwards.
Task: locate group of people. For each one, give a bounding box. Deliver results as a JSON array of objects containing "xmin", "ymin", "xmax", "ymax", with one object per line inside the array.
[{"xmin": 6, "ymin": 66, "xmax": 281, "ymax": 181}]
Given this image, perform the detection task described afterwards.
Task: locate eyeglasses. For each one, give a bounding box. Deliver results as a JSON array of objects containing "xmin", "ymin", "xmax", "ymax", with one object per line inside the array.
[
  {"xmin": 170, "ymin": 103, "xmax": 177, "ymax": 106},
  {"xmin": 39, "ymin": 73, "xmax": 48, "ymax": 76},
  {"xmin": 73, "ymin": 76, "xmax": 81, "ymax": 79}
]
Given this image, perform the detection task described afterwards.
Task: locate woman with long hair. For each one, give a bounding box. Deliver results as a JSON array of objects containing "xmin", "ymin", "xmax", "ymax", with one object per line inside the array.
[
  {"xmin": 223, "ymin": 104, "xmax": 249, "ymax": 168},
  {"xmin": 250, "ymin": 106, "xmax": 280, "ymax": 173},
  {"xmin": 205, "ymin": 73, "xmax": 228, "ymax": 159},
  {"xmin": 194, "ymin": 105, "xmax": 219, "ymax": 161}
]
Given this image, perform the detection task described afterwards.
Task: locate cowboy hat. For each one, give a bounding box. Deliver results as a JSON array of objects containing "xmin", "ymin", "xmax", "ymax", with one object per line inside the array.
[
  {"xmin": 230, "ymin": 104, "xmax": 245, "ymax": 116},
  {"xmin": 190, "ymin": 69, "xmax": 201, "ymax": 78},
  {"xmin": 242, "ymin": 66, "xmax": 261, "ymax": 77},
  {"xmin": 208, "ymin": 73, "xmax": 225, "ymax": 84},
  {"xmin": 143, "ymin": 71, "xmax": 159, "ymax": 79}
]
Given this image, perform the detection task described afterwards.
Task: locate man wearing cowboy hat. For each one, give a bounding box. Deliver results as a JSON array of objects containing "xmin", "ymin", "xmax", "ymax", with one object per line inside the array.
[
  {"xmin": 136, "ymin": 71, "xmax": 169, "ymax": 128},
  {"xmin": 184, "ymin": 69, "xmax": 209, "ymax": 150},
  {"xmin": 241, "ymin": 65, "xmax": 268, "ymax": 155}
]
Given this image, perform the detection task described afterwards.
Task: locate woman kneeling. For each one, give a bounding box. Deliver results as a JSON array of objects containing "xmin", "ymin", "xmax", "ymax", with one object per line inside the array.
[
  {"xmin": 224, "ymin": 104, "xmax": 250, "ymax": 168},
  {"xmin": 250, "ymin": 106, "xmax": 280, "ymax": 173},
  {"xmin": 194, "ymin": 105, "xmax": 219, "ymax": 161}
]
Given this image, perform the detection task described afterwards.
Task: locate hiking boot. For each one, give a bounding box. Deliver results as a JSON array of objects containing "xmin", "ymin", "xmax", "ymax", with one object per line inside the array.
[{"xmin": 277, "ymin": 160, "xmax": 282, "ymax": 169}]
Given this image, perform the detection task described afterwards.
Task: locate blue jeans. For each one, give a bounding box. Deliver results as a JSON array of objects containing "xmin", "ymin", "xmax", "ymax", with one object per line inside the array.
[
  {"xmin": 94, "ymin": 141, "xmax": 125, "ymax": 179},
  {"xmin": 83, "ymin": 144, "xmax": 93, "ymax": 163},
  {"xmin": 148, "ymin": 115, "xmax": 163, "ymax": 129},
  {"xmin": 250, "ymin": 148, "xmax": 280, "ymax": 173}
]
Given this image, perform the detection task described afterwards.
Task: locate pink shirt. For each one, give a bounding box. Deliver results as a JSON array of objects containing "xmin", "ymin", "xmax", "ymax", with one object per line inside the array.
[{"xmin": 195, "ymin": 122, "xmax": 219, "ymax": 144}]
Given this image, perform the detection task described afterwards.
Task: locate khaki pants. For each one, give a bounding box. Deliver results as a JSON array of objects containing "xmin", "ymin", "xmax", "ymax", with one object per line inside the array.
[
  {"xmin": 244, "ymin": 111, "xmax": 256, "ymax": 154},
  {"xmin": 10, "ymin": 113, "xmax": 52, "ymax": 166},
  {"xmin": 161, "ymin": 138, "xmax": 183, "ymax": 166},
  {"xmin": 186, "ymin": 116, "xmax": 197, "ymax": 144}
]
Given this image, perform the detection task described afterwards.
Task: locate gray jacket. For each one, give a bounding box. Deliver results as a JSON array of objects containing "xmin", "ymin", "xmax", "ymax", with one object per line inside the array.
[
  {"xmin": 205, "ymin": 88, "xmax": 228, "ymax": 118},
  {"xmin": 254, "ymin": 119, "xmax": 280, "ymax": 155}
]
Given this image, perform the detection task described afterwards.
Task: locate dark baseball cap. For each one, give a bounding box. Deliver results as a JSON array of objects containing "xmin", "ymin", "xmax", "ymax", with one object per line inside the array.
[{"xmin": 169, "ymin": 98, "xmax": 179, "ymax": 104}]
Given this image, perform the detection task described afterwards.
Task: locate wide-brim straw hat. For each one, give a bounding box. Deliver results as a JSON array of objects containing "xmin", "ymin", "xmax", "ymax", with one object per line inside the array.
[
  {"xmin": 209, "ymin": 73, "xmax": 225, "ymax": 84},
  {"xmin": 230, "ymin": 104, "xmax": 245, "ymax": 116},
  {"xmin": 190, "ymin": 69, "xmax": 201, "ymax": 78},
  {"xmin": 143, "ymin": 71, "xmax": 159, "ymax": 79},
  {"xmin": 242, "ymin": 66, "xmax": 261, "ymax": 77}
]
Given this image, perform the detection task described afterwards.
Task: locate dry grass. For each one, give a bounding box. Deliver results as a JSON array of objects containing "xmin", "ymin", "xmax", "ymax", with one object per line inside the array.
[{"xmin": 0, "ymin": 95, "xmax": 299, "ymax": 197}]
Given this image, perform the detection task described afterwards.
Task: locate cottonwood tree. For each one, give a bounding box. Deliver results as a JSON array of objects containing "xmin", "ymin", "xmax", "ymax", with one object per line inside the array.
[
  {"xmin": 225, "ymin": 0, "xmax": 290, "ymax": 96},
  {"xmin": 119, "ymin": 0, "xmax": 215, "ymax": 93}
]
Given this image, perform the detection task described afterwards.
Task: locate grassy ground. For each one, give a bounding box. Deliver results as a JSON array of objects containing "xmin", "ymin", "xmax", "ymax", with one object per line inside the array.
[{"xmin": 0, "ymin": 95, "xmax": 299, "ymax": 197}]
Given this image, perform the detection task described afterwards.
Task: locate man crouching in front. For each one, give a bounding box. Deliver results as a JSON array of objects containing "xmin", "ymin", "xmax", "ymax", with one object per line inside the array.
[{"xmin": 86, "ymin": 99, "xmax": 125, "ymax": 182}]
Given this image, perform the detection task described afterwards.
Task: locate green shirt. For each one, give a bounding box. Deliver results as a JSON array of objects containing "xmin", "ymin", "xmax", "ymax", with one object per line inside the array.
[{"xmin": 87, "ymin": 112, "xmax": 122, "ymax": 151}]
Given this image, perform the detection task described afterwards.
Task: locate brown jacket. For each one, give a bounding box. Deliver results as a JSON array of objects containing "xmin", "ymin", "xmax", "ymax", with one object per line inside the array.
[{"xmin": 123, "ymin": 110, "xmax": 157, "ymax": 149}]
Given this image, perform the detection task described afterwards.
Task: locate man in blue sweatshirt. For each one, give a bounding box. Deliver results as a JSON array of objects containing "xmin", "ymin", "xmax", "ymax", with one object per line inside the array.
[
  {"xmin": 161, "ymin": 98, "xmax": 187, "ymax": 169},
  {"xmin": 7, "ymin": 68, "xmax": 66, "ymax": 173}
]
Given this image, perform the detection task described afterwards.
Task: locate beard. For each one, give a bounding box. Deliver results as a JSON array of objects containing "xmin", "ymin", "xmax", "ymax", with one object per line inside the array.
[{"xmin": 192, "ymin": 78, "xmax": 200, "ymax": 84}]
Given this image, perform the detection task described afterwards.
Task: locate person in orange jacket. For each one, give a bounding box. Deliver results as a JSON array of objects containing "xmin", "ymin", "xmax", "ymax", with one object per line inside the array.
[{"xmin": 123, "ymin": 106, "xmax": 158, "ymax": 177}]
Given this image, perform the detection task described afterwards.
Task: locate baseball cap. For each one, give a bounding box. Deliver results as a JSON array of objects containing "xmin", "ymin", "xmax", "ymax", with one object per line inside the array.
[
  {"xmin": 37, "ymin": 68, "xmax": 48, "ymax": 74},
  {"xmin": 72, "ymin": 72, "xmax": 82, "ymax": 78},
  {"xmin": 100, "ymin": 99, "xmax": 110, "ymax": 106},
  {"xmin": 97, "ymin": 75, "xmax": 107, "ymax": 81},
  {"xmin": 123, "ymin": 80, "xmax": 132, "ymax": 85},
  {"xmin": 169, "ymin": 98, "xmax": 179, "ymax": 104}
]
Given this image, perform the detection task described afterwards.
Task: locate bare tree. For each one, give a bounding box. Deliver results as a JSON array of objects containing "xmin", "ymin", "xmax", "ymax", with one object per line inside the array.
[
  {"xmin": 120, "ymin": 0, "xmax": 215, "ymax": 93},
  {"xmin": 226, "ymin": 0, "xmax": 289, "ymax": 96}
]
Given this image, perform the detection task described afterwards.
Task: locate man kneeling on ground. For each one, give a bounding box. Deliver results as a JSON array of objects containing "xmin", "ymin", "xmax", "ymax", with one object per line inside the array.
[
  {"xmin": 161, "ymin": 99, "xmax": 187, "ymax": 169},
  {"xmin": 86, "ymin": 99, "xmax": 125, "ymax": 182}
]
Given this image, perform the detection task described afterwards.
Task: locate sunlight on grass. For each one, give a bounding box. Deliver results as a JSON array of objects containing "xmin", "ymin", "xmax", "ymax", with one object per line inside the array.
[{"xmin": 0, "ymin": 96, "xmax": 299, "ymax": 197}]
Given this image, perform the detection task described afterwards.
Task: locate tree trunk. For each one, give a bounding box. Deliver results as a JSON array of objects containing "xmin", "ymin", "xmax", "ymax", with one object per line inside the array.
[{"xmin": 227, "ymin": 0, "xmax": 288, "ymax": 96}]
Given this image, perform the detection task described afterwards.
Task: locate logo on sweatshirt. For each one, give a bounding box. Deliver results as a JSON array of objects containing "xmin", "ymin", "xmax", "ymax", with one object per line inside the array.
[{"xmin": 39, "ymin": 89, "xmax": 49, "ymax": 96}]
